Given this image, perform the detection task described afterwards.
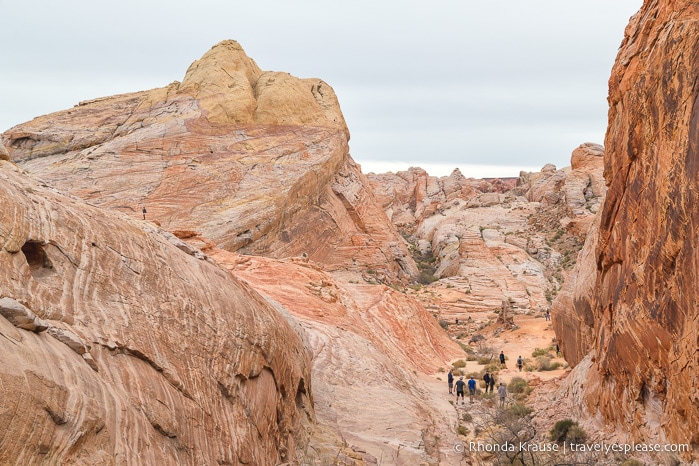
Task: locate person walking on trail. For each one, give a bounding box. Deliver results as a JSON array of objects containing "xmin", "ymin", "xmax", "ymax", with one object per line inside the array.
[
  {"xmin": 483, "ymin": 370, "xmax": 491, "ymax": 392},
  {"xmin": 545, "ymin": 311, "xmax": 551, "ymax": 321},
  {"xmin": 488, "ymin": 374, "xmax": 496, "ymax": 393},
  {"xmin": 517, "ymin": 356, "xmax": 524, "ymax": 372},
  {"xmin": 467, "ymin": 376, "xmax": 477, "ymax": 403},
  {"xmin": 498, "ymin": 382, "xmax": 507, "ymax": 407},
  {"xmin": 448, "ymin": 369, "xmax": 454, "ymax": 395},
  {"xmin": 455, "ymin": 377, "xmax": 466, "ymax": 405},
  {"xmin": 499, "ymin": 351, "xmax": 506, "ymax": 367},
  {"xmin": 142, "ymin": 207, "xmax": 147, "ymax": 220}
]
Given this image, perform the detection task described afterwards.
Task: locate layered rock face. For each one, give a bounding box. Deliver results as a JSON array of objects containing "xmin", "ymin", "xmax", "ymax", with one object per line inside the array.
[
  {"xmin": 3, "ymin": 40, "xmax": 416, "ymax": 282},
  {"xmin": 553, "ymin": 0, "xmax": 699, "ymax": 452},
  {"xmin": 367, "ymin": 145, "xmax": 605, "ymax": 321},
  {"xmin": 0, "ymin": 160, "xmax": 311, "ymax": 464},
  {"xmin": 209, "ymin": 250, "xmax": 463, "ymax": 463},
  {"xmin": 1, "ymin": 42, "xmax": 459, "ymax": 463}
]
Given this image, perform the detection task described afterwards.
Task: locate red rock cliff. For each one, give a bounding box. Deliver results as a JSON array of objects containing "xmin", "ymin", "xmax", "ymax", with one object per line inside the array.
[{"xmin": 554, "ymin": 0, "xmax": 699, "ymax": 452}]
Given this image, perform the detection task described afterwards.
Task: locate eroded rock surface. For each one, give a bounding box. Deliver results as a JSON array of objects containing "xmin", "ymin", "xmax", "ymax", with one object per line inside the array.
[
  {"xmin": 0, "ymin": 160, "xmax": 312, "ymax": 465},
  {"xmin": 367, "ymin": 145, "xmax": 605, "ymax": 324},
  {"xmin": 552, "ymin": 0, "xmax": 699, "ymax": 457},
  {"xmin": 3, "ymin": 40, "xmax": 415, "ymax": 283},
  {"xmin": 210, "ymin": 250, "xmax": 464, "ymax": 464}
]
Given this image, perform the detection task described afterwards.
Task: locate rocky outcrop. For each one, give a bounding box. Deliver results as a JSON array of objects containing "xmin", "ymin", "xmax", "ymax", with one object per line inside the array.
[
  {"xmin": 368, "ymin": 146, "xmax": 605, "ymax": 319},
  {"xmin": 553, "ymin": 0, "xmax": 699, "ymax": 455},
  {"xmin": 2, "ymin": 40, "xmax": 415, "ymax": 282},
  {"xmin": 0, "ymin": 161, "xmax": 312, "ymax": 464},
  {"xmin": 208, "ymin": 250, "xmax": 464, "ymax": 464}
]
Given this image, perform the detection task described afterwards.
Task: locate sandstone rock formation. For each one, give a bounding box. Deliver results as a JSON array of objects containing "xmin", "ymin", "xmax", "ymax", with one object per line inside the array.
[
  {"xmin": 367, "ymin": 145, "xmax": 605, "ymax": 323},
  {"xmin": 0, "ymin": 160, "xmax": 312, "ymax": 464},
  {"xmin": 208, "ymin": 250, "xmax": 464, "ymax": 464},
  {"xmin": 0, "ymin": 42, "xmax": 462, "ymax": 463},
  {"xmin": 552, "ymin": 0, "xmax": 699, "ymax": 457},
  {"xmin": 2, "ymin": 40, "xmax": 416, "ymax": 283}
]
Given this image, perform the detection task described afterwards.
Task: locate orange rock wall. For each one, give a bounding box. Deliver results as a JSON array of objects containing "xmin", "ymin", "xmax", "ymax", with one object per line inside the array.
[{"xmin": 554, "ymin": 0, "xmax": 699, "ymax": 450}]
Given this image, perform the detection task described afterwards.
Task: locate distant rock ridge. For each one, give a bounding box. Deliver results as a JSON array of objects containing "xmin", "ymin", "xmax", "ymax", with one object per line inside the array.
[
  {"xmin": 367, "ymin": 144, "xmax": 605, "ymax": 318},
  {"xmin": 552, "ymin": 0, "xmax": 699, "ymax": 458}
]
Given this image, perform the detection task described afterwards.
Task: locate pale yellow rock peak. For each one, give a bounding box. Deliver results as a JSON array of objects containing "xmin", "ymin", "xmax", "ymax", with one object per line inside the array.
[
  {"xmin": 177, "ymin": 40, "xmax": 262, "ymax": 125},
  {"xmin": 177, "ymin": 40, "xmax": 348, "ymax": 135}
]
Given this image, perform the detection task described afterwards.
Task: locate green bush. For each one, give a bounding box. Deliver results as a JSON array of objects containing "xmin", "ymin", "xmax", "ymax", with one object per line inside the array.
[
  {"xmin": 507, "ymin": 377, "xmax": 530, "ymax": 394},
  {"xmin": 477, "ymin": 356, "xmax": 493, "ymax": 365},
  {"xmin": 549, "ymin": 419, "xmax": 588, "ymax": 445},
  {"xmin": 508, "ymin": 402, "xmax": 533, "ymax": 418},
  {"xmin": 484, "ymin": 363, "xmax": 500, "ymax": 374},
  {"xmin": 452, "ymin": 359, "xmax": 467, "ymax": 369},
  {"xmin": 565, "ymin": 425, "xmax": 588, "ymax": 445},
  {"xmin": 537, "ymin": 356, "xmax": 562, "ymax": 371},
  {"xmin": 439, "ymin": 320, "xmax": 449, "ymax": 330},
  {"xmin": 462, "ymin": 412, "xmax": 473, "ymax": 422},
  {"xmin": 457, "ymin": 425, "xmax": 469, "ymax": 436},
  {"xmin": 532, "ymin": 347, "xmax": 552, "ymax": 358}
]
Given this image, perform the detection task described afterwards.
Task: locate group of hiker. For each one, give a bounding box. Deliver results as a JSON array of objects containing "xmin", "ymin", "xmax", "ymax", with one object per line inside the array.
[{"xmin": 448, "ymin": 368, "xmax": 508, "ymax": 407}]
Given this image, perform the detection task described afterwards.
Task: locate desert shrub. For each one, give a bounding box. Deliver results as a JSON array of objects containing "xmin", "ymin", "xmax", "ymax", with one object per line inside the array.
[
  {"xmin": 531, "ymin": 347, "xmax": 552, "ymax": 358},
  {"xmin": 457, "ymin": 425, "xmax": 469, "ymax": 436},
  {"xmin": 484, "ymin": 363, "xmax": 500, "ymax": 374},
  {"xmin": 418, "ymin": 269, "xmax": 438, "ymax": 284},
  {"xmin": 508, "ymin": 377, "xmax": 530, "ymax": 394},
  {"xmin": 477, "ymin": 356, "xmax": 493, "ymax": 365},
  {"xmin": 565, "ymin": 425, "xmax": 588, "ymax": 445},
  {"xmin": 462, "ymin": 412, "xmax": 473, "ymax": 422},
  {"xmin": 470, "ymin": 334, "xmax": 485, "ymax": 343},
  {"xmin": 452, "ymin": 359, "xmax": 467, "ymax": 369},
  {"xmin": 549, "ymin": 419, "xmax": 588, "ymax": 445},
  {"xmin": 437, "ymin": 367, "xmax": 445, "ymax": 373},
  {"xmin": 507, "ymin": 402, "xmax": 533, "ymax": 418},
  {"xmin": 438, "ymin": 319, "xmax": 449, "ymax": 330},
  {"xmin": 536, "ymin": 356, "xmax": 562, "ymax": 371},
  {"xmin": 466, "ymin": 354, "xmax": 478, "ymax": 361},
  {"xmin": 620, "ymin": 460, "xmax": 644, "ymax": 466}
]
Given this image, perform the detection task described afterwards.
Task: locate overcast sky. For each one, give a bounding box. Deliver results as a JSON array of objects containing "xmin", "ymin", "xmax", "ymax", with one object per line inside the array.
[{"xmin": 0, "ymin": 0, "xmax": 642, "ymax": 177}]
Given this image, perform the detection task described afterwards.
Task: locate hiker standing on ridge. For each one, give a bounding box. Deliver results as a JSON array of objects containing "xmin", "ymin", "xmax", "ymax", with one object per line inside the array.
[
  {"xmin": 488, "ymin": 374, "xmax": 495, "ymax": 393},
  {"xmin": 448, "ymin": 369, "xmax": 454, "ymax": 395},
  {"xmin": 142, "ymin": 207, "xmax": 147, "ymax": 220},
  {"xmin": 499, "ymin": 351, "xmax": 506, "ymax": 367},
  {"xmin": 517, "ymin": 356, "xmax": 524, "ymax": 372}
]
